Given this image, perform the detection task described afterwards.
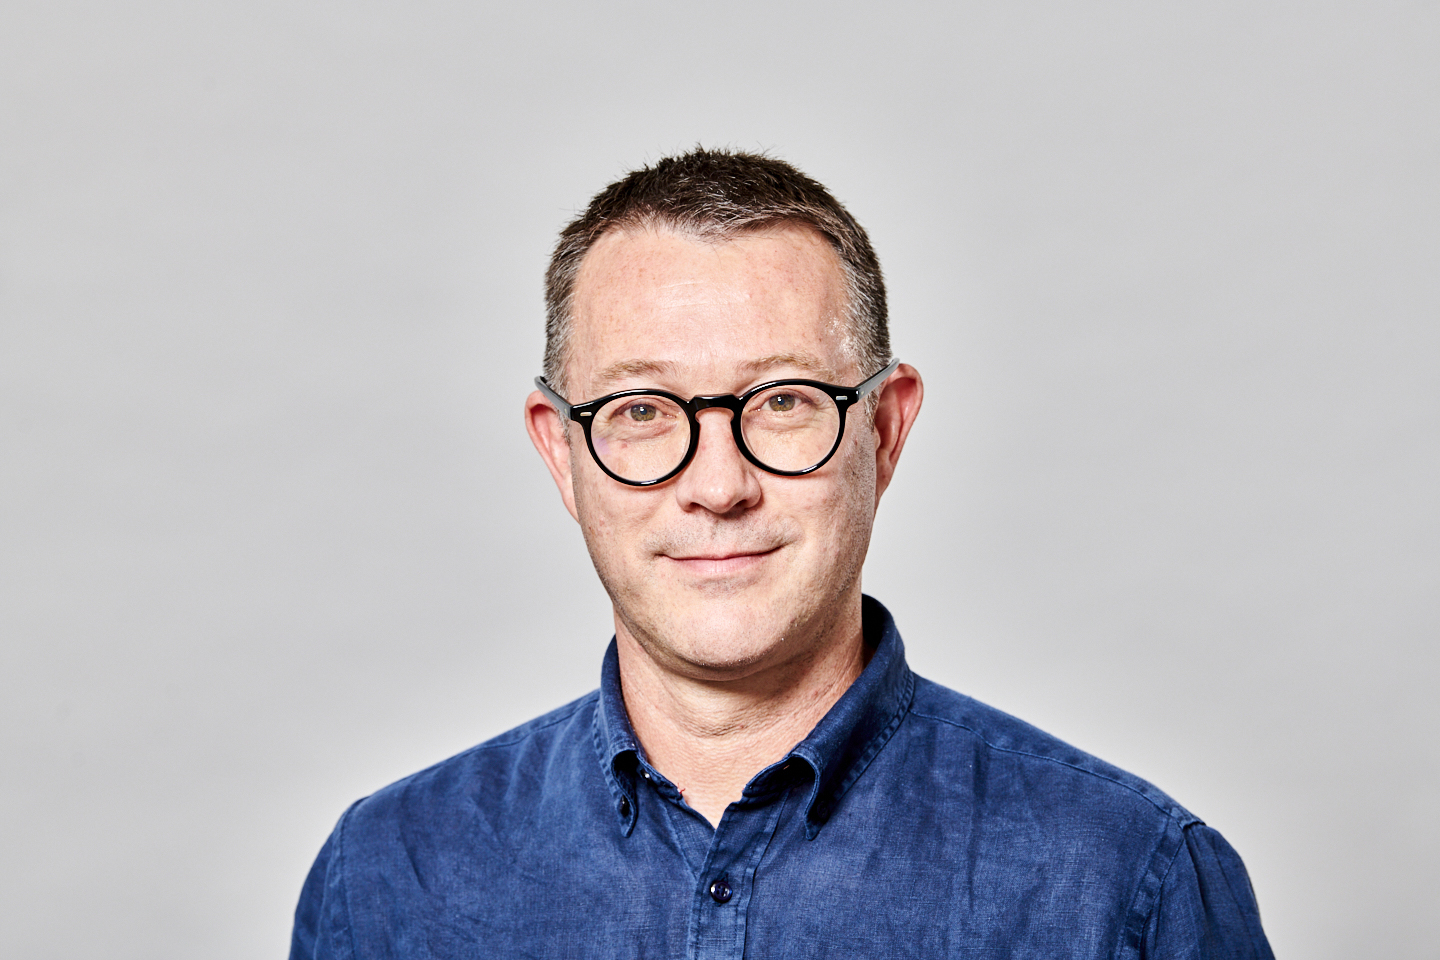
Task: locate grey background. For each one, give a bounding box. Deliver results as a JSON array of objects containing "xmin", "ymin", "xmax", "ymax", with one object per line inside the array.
[{"xmin": 2, "ymin": 2, "xmax": 1435, "ymax": 957}]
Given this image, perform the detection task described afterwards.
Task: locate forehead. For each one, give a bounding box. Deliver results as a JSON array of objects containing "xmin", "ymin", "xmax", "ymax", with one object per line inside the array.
[{"xmin": 568, "ymin": 224, "xmax": 852, "ymax": 392}]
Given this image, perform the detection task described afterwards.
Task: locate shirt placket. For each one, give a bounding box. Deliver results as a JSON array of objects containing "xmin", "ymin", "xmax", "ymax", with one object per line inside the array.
[{"xmin": 684, "ymin": 793, "xmax": 790, "ymax": 960}]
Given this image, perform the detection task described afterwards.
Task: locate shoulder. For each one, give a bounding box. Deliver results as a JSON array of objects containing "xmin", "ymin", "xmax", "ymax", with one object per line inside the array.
[
  {"xmin": 342, "ymin": 690, "xmax": 601, "ymax": 835},
  {"xmin": 291, "ymin": 692, "xmax": 609, "ymax": 956},
  {"xmin": 902, "ymin": 674, "xmax": 1198, "ymax": 828},
  {"xmin": 893, "ymin": 679, "xmax": 1273, "ymax": 957}
]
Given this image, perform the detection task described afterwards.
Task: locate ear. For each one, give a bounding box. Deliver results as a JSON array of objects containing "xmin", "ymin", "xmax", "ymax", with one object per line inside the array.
[
  {"xmin": 525, "ymin": 389, "xmax": 581, "ymax": 522},
  {"xmin": 869, "ymin": 363, "xmax": 924, "ymax": 505}
]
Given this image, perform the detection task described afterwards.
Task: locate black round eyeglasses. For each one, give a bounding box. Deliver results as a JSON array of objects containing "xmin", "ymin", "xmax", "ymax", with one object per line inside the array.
[{"xmin": 535, "ymin": 359, "xmax": 900, "ymax": 487}]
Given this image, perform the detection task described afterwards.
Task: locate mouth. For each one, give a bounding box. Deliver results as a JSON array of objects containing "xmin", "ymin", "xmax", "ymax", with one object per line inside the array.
[{"xmin": 660, "ymin": 545, "xmax": 782, "ymax": 577}]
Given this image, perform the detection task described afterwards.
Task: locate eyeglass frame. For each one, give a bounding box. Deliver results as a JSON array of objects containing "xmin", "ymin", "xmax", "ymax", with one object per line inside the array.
[{"xmin": 534, "ymin": 358, "xmax": 901, "ymax": 487}]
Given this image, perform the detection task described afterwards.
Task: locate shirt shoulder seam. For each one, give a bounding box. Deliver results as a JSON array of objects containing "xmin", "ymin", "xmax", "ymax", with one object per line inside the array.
[
  {"xmin": 364, "ymin": 693, "xmax": 600, "ymax": 798},
  {"xmin": 906, "ymin": 706, "xmax": 1193, "ymax": 822},
  {"xmin": 333, "ymin": 800, "xmax": 362, "ymax": 960},
  {"xmin": 460, "ymin": 692, "xmax": 598, "ymax": 753},
  {"xmin": 1124, "ymin": 815, "xmax": 1189, "ymax": 958}
]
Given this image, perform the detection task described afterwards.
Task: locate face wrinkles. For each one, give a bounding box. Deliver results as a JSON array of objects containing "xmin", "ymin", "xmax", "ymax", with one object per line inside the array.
[
  {"xmin": 564, "ymin": 223, "xmax": 877, "ymax": 681},
  {"xmin": 572, "ymin": 230, "xmax": 846, "ymax": 392},
  {"xmin": 654, "ymin": 277, "xmax": 747, "ymax": 307}
]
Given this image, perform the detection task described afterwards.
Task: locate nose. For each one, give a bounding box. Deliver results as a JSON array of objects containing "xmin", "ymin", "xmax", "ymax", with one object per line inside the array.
[{"xmin": 674, "ymin": 407, "xmax": 762, "ymax": 514}]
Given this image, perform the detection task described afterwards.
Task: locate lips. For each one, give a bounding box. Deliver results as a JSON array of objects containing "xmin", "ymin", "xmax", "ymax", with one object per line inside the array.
[
  {"xmin": 665, "ymin": 546, "xmax": 779, "ymax": 562},
  {"xmin": 660, "ymin": 545, "xmax": 781, "ymax": 576},
  {"xmin": 646, "ymin": 521, "xmax": 797, "ymax": 574}
]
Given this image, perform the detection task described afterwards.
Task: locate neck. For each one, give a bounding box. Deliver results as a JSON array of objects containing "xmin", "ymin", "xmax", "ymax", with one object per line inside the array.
[{"xmin": 615, "ymin": 606, "xmax": 868, "ymax": 827}]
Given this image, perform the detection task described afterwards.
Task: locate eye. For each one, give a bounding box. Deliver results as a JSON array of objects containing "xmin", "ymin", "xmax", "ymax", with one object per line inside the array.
[
  {"xmin": 626, "ymin": 403, "xmax": 658, "ymax": 422},
  {"xmin": 766, "ymin": 394, "xmax": 796, "ymax": 412}
]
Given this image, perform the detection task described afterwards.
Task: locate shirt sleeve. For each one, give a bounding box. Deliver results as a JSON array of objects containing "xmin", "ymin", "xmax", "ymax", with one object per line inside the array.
[{"xmin": 1143, "ymin": 823, "xmax": 1275, "ymax": 960}]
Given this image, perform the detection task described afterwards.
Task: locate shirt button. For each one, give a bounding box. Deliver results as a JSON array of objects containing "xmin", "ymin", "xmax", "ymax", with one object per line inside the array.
[
  {"xmin": 709, "ymin": 877, "xmax": 733, "ymax": 903},
  {"xmin": 618, "ymin": 797, "xmax": 630, "ymax": 817}
]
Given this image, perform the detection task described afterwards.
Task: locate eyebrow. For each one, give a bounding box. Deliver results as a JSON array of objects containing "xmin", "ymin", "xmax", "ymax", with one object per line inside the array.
[
  {"xmin": 593, "ymin": 359, "xmax": 680, "ymax": 387},
  {"xmin": 591, "ymin": 353, "xmax": 839, "ymax": 393},
  {"xmin": 736, "ymin": 353, "xmax": 836, "ymax": 379}
]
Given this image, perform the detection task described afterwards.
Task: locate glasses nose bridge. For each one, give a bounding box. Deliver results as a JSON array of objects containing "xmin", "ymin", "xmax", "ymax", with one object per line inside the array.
[
  {"xmin": 684, "ymin": 393, "xmax": 748, "ymax": 458},
  {"xmin": 687, "ymin": 393, "xmax": 745, "ymax": 432},
  {"xmin": 688, "ymin": 393, "xmax": 744, "ymax": 415}
]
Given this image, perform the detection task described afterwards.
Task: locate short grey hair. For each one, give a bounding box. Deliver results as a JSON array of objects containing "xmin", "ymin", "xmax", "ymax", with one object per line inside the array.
[{"xmin": 543, "ymin": 148, "xmax": 890, "ymax": 396}]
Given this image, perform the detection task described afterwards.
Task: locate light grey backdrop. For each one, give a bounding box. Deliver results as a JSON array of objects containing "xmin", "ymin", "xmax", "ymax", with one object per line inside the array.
[{"xmin": 2, "ymin": 2, "xmax": 1435, "ymax": 958}]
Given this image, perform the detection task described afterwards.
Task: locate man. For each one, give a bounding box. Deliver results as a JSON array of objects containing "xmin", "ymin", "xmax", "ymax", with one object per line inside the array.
[{"xmin": 291, "ymin": 149, "xmax": 1273, "ymax": 958}]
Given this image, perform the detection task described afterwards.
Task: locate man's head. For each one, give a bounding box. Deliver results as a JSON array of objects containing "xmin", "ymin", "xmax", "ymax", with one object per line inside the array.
[
  {"xmin": 526, "ymin": 149, "xmax": 922, "ymax": 685},
  {"xmin": 542, "ymin": 149, "xmax": 890, "ymax": 397}
]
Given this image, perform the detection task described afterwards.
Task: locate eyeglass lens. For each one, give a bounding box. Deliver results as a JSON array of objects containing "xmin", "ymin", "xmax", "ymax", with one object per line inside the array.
[{"xmin": 590, "ymin": 383, "xmax": 842, "ymax": 484}]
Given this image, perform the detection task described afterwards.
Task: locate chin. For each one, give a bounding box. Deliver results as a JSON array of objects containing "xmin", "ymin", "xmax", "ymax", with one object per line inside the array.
[{"xmin": 629, "ymin": 588, "xmax": 826, "ymax": 675}]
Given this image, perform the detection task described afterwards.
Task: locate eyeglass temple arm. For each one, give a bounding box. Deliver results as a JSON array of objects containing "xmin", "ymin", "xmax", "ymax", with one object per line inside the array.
[
  {"xmin": 852, "ymin": 358, "xmax": 901, "ymax": 399},
  {"xmin": 534, "ymin": 377, "xmax": 574, "ymax": 420}
]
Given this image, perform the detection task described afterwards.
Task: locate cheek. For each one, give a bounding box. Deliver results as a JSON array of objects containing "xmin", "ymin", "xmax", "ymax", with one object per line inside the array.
[
  {"xmin": 787, "ymin": 469, "xmax": 874, "ymax": 552},
  {"xmin": 568, "ymin": 449, "xmax": 609, "ymax": 532},
  {"xmin": 570, "ymin": 458, "xmax": 654, "ymax": 550},
  {"xmin": 823, "ymin": 434, "xmax": 879, "ymax": 541}
]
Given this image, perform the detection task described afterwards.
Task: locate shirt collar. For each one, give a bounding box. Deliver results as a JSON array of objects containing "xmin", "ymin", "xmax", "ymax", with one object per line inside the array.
[
  {"xmin": 595, "ymin": 638, "xmax": 642, "ymax": 835},
  {"xmin": 594, "ymin": 595, "xmax": 915, "ymax": 839},
  {"xmin": 786, "ymin": 595, "xmax": 915, "ymax": 838}
]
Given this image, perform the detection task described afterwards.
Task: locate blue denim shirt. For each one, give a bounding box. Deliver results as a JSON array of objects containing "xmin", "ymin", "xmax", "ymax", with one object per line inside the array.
[{"xmin": 291, "ymin": 597, "xmax": 1272, "ymax": 959}]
